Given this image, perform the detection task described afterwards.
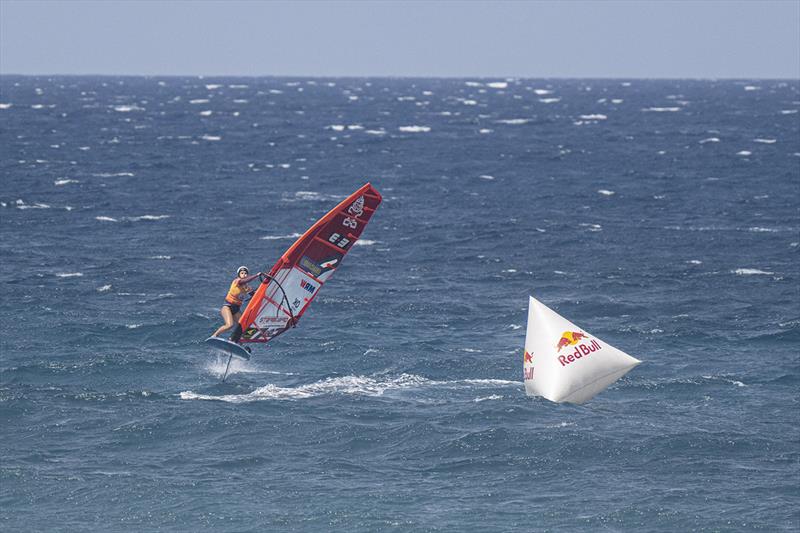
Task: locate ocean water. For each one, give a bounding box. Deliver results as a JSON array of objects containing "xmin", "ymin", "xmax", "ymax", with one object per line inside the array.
[{"xmin": 0, "ymin": 76, "xmax": 798, "ymax": 531}]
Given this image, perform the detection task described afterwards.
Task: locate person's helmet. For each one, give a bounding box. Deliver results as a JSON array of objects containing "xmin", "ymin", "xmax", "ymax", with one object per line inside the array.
[{"xmin": 237, "ymin": 265, "xmax": 249, "ymax": 275}]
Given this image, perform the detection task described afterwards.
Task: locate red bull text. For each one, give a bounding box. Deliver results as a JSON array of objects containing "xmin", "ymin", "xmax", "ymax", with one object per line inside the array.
[{"xmin": 558, "ymin": 339, "xmax": 602, "ymax": 366}]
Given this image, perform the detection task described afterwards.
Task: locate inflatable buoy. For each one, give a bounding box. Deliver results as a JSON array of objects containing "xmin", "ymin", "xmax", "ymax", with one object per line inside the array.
[{"xmin": 523, "ymin": 296, "xmax": 641, "ymax": 404}]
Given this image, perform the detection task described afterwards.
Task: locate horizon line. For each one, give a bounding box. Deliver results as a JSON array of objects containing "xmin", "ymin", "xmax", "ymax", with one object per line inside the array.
[{"xmin": 1, "ymin": 73, "xmax": 798, "ymax": 82}]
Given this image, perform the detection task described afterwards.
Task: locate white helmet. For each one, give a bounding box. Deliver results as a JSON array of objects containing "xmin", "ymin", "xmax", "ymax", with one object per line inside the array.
[{"xmin": 237, "ymin": 265, "xmax": 249, "ymax": 275}]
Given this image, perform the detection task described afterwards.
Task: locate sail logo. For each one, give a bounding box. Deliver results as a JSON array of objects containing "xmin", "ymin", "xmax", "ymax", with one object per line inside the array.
[
  {"xmin": 300, "ymin": 280, "xmax": 316, "ymax": 294},
  {"xmin": 558, "ymin": 339, "xmax": 603, "ymax": 367},
  {"xmin": 320, "ymin": 258, "xmax": 338, "ymax": 271},
  {"xmin": 524, "ymin": 350, "xmax": 534, "ymax": 380},
  {"xmin": 300, "ymin": 256, "xmax": 323, "ymax": 277},
  {"xmin": 299, "ymin": 256, "xmax": 339, "ymax": 278},
  {"xmin": 348, "ymin": 195, "xmax": 365, "ymax": 217},
  {"xmin": 256, "ymin": 315, "xmax": 289, "ymax": 329},
  {"xmin": 556, "ymin": 331, "xmax": 587, "ymax": 351}
]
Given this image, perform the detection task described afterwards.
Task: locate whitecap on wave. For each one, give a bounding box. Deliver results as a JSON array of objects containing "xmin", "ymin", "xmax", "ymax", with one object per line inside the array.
[
  {"xmin": 398, "ymin": 125, "xmax": 431, "ymax": 133},
  {"xmin": 112, "ymin": 104, "xmax": 144, "ymax": 112},
  {"xmin": 180, "ymin": 373, "xmax": 521, "ymax": 403},
  {"xmin": 56, "ymin": 272, "xmax": 83, "ymax": 278},
  {"xmin": 474, "ymin": 395, "xmax": 503, "ymax": 402},
  {"xmin": 260, "ymin": 232, "xmax": 302, "ymax": 240},
  {"xmin": 127, "ymin": 215, "xmax": 170, "ymax": 221},
  {"xmin": 579, "ymin": 223, "xmax": 602, "ymax": 231},
  {"xmin": 282, "ymin": 191, "xmax": 346, "ymax": 203},
  {"xmin": 643, "ymin": 107, "xmax": 681, "ymax": 112},
  {"xmin": 733, "ymin": 268, "xmax": 774, "ymax": 276},
  {"xmin": 748, "ymin": 227, "xmax": 779, "ymax": 233},
  {"xmin": 495, "ymin": 118, "xmax": 530, "ymax": 125},
  {"xmin": 95, "ymin": 215, "xmax": 169, "ymax": 222},
  {"xmin": 15, "ymin": 199, "xmax": 50, "ymax": 209}
]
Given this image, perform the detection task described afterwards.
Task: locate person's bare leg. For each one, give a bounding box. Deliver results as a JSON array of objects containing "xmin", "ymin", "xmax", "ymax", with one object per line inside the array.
[{"xmin": 212, "ymin": 306, "xmax": 235, "ymax": 337}]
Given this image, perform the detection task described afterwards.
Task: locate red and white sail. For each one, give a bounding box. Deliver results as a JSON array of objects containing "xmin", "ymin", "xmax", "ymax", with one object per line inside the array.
[{"xmin": 237, "ymin": 183, "xmax": 382, "ymax": 344}]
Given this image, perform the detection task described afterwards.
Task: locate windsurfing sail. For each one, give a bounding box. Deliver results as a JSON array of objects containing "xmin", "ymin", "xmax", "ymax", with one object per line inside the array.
[
  {"xmin": 234, "ymin": 183, "xmax": 382, "ymax": 346},
  {"xmin": 523, "ymin": 296, "xmax": 641, "ymax": 404}
]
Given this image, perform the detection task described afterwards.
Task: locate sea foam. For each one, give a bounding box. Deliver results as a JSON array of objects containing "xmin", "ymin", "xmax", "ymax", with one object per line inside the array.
[{"xmin": 398, "ymin": 126, "xmax": 431, "ymax": 133}]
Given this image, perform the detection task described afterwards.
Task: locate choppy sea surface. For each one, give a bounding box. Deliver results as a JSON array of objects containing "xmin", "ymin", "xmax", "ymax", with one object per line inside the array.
[{"xmin": 1, "ymin": 76, "xmax": 798, "ymax": 531}]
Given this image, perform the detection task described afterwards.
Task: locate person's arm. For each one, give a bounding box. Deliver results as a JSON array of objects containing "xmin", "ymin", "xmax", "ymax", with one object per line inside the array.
[{"xmin": 235, "ymin": 273, "xmax": 262, "ymax": 286}]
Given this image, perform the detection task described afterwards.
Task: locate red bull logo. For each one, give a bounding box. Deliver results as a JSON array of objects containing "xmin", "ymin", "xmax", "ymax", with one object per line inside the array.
[
  {"xmin": 558, "ymin": 339, "xmax": 602, "ymax": 366},
  {"xmin": 524, "ymin": 350, "xmax": 534, "ymax": 380},
  {"xmin": 555, "ymin": 331, "xmax": 587, "ymax": 351}
]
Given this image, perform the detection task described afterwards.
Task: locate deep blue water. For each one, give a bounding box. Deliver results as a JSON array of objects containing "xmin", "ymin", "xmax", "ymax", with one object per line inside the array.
[{"xmin": 1, "ymin": 76, "xmax": 798, "ymax": 532}]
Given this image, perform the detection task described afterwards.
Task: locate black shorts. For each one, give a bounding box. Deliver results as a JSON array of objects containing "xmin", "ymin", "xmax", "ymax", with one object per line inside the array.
[{"xmin": 223, "ymin": 302, "xmax": 241, "ymax": 315}]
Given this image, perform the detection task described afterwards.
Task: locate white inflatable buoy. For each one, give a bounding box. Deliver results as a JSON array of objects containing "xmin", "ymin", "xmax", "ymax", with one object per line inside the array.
[{"xmin": 523, "ymin": 296, "xmax": 641, "ymax": 404}]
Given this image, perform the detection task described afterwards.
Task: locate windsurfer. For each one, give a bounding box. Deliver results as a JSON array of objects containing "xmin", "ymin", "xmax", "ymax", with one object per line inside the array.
[{"xmin": 212, "ymin": 266, "xmax": 262, "ymax": 339}]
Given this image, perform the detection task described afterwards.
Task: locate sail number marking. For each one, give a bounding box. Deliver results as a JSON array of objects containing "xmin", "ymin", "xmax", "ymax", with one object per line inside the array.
[{"xmin": 328, "ymin": 232, "xmax": 350, "ymax": 248}]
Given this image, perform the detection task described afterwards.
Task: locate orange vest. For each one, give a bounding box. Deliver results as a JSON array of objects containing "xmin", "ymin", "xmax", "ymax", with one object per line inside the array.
[{"xmin": 225, "ymin": 279, "xmax": 250, "ymax": 305}]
